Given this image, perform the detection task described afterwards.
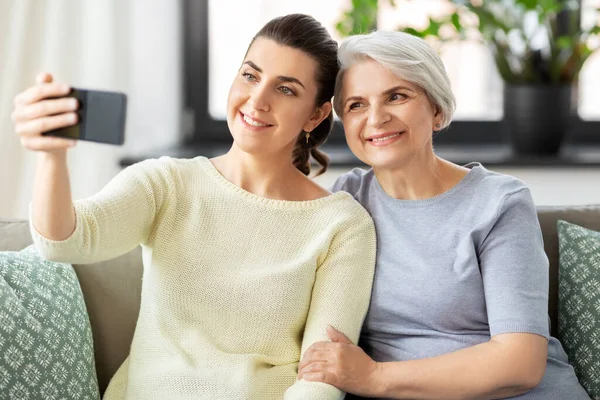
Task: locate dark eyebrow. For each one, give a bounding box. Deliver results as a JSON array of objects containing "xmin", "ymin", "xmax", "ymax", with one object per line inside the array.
[{"xmin": 243, "ymin": 60, "xmax": 306, "ymax": 89}]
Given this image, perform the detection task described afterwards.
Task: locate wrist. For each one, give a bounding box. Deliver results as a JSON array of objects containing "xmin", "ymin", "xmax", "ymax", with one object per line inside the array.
[
  {"xmin": 371, "ymin": 362, "xmax": 388, "ymax": 397},
  {"xmin": 37, "ymin": 150, "xmax": 68, "ymax": 164}
]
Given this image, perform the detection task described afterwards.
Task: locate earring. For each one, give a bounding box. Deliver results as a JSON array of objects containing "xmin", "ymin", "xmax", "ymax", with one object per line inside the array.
[
  {"xmin": 305, "ymin": 131, "xmax": 311, "ymax": 144},
  {"xmin": 435, "ymin": 124, "xmax": 441, "ymax": 128}
]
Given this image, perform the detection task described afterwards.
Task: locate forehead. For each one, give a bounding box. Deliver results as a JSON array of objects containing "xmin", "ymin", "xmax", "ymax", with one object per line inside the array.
[
  {"xmin": 245, "ymin": 38, "xmax": 318, "ymax": 84},
  {"xmin": 342, "ymin": 59, "xmax": 418, "ymax": 96}
]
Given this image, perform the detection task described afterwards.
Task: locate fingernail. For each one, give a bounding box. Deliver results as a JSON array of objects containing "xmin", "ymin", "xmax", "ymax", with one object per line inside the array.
[
  {"xmin": 61, "ymin": 84, "xmax": 70, "ymax": 92},
  {"xmin": 69, "ymin": 99, "xmax": 78, "ymax": 108},
  {"xmin": 68, "ymin": 113, "xmax": 77, "ymax": 122}
]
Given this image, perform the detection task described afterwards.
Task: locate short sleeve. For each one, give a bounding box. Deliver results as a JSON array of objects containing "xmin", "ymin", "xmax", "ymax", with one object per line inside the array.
[
  {"xmin": 479, "ymin": 188, "xmax": 550, "ymax": 339},
  {"xmin": 331, "ymin": 174, "xmax": 350, "ymax": 193}
]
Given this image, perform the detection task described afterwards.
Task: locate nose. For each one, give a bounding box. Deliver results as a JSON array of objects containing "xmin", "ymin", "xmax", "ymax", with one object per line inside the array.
[
  {"xmin": 367, "ymin": 103, "xmax": 391, "ymax": 128},
  {"xmin": 248, "ymin": 83, "xmax": 270, "ymax": 112}
]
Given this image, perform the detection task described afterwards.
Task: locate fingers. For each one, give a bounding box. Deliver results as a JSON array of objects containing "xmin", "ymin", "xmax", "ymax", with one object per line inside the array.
[
  {"xmin": 15, "ymin": 113, "xmax": 78, "ymax": 137},
  {"xmin": 14, "ymin": 82, "xmax": 71, "ymax": 107},
  {"xmin": 327, "ymin": 325, "xmax": 352, "ymax": 344},
  {"xmin": 12, "ymin": 98, "xmax": 79, "ymax": 123},
  {"xmin": 20, "ymin": 136, "xmax": 76, "ymax": 152},
  {"xmin": 302, "ymin": 371, "xmax": 335, "ymax": 385},
  {"xmin": 298, "ymin": 361, "xmax": 329, "ymax": 378},
  {"xmin": 298, "ymin": 348, "xmax": 331, "ymax": 370},
  {"xmin": 36, "ymin": 72, "xmax": 53, "ymax": 85}
]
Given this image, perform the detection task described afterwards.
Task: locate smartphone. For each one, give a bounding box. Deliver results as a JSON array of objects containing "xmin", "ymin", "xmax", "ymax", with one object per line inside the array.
[{"xmin": 43, "ymin": 88, "xmax": 127, "ymax": 145}]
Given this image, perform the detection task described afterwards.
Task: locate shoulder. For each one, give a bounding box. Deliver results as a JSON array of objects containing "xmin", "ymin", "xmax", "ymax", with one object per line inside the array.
[
  {"xmin": 467, "ymin": 163, "xmax": 532, "ymax": 207},
  {"xmin": 312, "ymin": 191, "xmax": 375, "ymax": 238},
  {"xmin": 465, "ymin": 164, "xmax": 537, "ymax": 228},
  {"xmin": 118, "ymin": 156, "xmax": 207, "ymax": 191},
  {"xmin": 331, "ymin": 167, "xmax": 375, "ymax": 197}
]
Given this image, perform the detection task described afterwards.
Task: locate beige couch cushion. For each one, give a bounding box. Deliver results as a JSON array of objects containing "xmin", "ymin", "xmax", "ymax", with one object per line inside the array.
[{"xmin": 0, "ymin": 219, "xmax": 143, "ymax": 394}]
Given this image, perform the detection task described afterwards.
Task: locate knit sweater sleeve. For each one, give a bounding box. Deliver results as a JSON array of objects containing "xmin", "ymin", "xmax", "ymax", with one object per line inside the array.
[
  {"xmin": 30, "ymin": 157, "xmax": 174, "ymax": 264},
  {"xmin": 284, "ymin": 212, "xmax": 377, "ymax": 399}
]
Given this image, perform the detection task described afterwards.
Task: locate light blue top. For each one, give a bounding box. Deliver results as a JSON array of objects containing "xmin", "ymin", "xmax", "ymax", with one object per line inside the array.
[{"xmin": 333, "ymin": 163, "xmax": 589, "ymax": 400}]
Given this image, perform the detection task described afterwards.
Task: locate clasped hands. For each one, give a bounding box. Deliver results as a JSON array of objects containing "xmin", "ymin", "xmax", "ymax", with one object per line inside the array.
[{"xmin": 297, "ymin": 325, "xmax": 384, "ymax": 397}]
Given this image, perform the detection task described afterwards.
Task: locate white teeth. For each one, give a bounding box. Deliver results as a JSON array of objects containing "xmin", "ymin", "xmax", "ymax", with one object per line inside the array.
[
  {"xmin": 243, "ymin": 114, "xmax": 269, "ymax": 127},
  {"xmin": 372, "ymin": 133, "xmax": 401, "ymax": 143}
]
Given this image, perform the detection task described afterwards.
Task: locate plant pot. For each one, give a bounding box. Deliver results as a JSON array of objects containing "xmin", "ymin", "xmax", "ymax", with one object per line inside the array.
[{"xmin": 503, "ymin": 84, "xmax": 574, "ymax": 155}]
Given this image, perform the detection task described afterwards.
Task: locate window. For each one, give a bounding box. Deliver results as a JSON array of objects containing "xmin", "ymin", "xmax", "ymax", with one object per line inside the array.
[
  {"xmin": 183, "ymin": 0, "xmax": 600, "ymax": 150},
  {"xmin": 580, "ymin": 0, "xmax": 600, "ymax": 120}
]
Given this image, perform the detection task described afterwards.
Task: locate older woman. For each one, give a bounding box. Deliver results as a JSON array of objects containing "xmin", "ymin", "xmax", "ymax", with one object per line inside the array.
[{"xmin": 297, "ymin": 31, "xmax": 590, "ymax": 399}]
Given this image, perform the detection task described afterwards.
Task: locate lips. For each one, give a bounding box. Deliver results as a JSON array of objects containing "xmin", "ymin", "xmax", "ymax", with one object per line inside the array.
[
  {"xmin": 239, "ymin": 111, "xmax": 273, "ymax": 127},
  {"xmin": 366, "ymin": 131, "xmax": 405, "ymax": 142}
]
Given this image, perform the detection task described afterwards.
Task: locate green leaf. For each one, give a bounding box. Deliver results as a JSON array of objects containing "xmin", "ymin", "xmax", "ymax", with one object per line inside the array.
[
  {"xmin": 451, "ymin": 12, "xmax": 462, "ymax": 32},
  {"xmin": 515, "ymin": 0, "xmax": 538, "ymax": 11},
  {"xmin": 402, "ymin": 27, "xmax": 427, "ymax": 39},
  {"xmin": 588, "ymin": 26, "xmax": 600, "ymax": 36},
  {"xmin": 556, "ymin": 36, "xmax": 572, "ymax": 50}
]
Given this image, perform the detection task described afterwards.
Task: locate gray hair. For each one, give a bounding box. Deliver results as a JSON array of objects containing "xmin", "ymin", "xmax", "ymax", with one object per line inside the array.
[{"xmin": 334, "ymin": 31, "xmax": 456, "ymax": 129}]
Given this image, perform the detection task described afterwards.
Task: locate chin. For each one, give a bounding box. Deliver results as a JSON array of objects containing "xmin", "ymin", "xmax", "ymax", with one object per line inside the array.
[
  {"xmin": 364, "ymin": 151, "xmax": 407, "ymax": 171},
  {"xmin": 231, "ymin": 135, "xmax": 263, "ymax": 155}
]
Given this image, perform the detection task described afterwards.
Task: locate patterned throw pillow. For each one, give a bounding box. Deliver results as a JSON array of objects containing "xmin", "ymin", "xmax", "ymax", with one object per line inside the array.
[
  {"xmin": 557, "ymin": 220, "xmax": 600, "ymax": 399},
  {"xmin": 0, "ymin": 245, "xmax": 100, "ymax": 400}
]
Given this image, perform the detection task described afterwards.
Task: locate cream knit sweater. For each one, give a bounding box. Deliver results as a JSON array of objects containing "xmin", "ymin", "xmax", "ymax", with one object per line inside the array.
[{"xmin": 30, "ymin": 156, "xmax": 377, "ymax": 400}]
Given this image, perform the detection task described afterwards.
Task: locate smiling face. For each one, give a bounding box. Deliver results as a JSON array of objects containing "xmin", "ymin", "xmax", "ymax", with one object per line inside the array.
[
  {"xmin": 226, "ymin": 37, "xmax": 329, "ymax": 159},
  {"xmin": 339, "ymin": 59, "xmax": 443, "ymax": 170}
]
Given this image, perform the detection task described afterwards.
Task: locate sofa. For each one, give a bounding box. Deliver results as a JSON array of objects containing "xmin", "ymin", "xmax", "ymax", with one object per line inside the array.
[{"xmin": 1, "ymin": 205, "xmax": 599, "ymax": 395}]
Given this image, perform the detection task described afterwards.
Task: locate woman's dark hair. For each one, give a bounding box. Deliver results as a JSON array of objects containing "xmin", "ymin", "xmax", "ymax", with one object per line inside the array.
[{"xmin": 250, "ymin": 14, "xmax": 339, "ymax": 176}]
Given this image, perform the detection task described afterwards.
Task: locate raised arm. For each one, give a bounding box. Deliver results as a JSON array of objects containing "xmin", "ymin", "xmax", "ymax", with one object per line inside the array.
[
  {"xmin": 12, "ymin": 73, "xmax": 79, "ymax": 240},
  {"xmin": 13, "ymin": 73, "xmax": 172, "ymax": 265}
]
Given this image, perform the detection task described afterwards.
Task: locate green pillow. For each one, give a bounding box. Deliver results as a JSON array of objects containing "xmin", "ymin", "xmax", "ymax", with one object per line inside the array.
[
  {"xmin": 557, "ymin": 220, "xmax": 600, "ymax": 399},
  {"xmin": 0, "ymin": 245, "xmax": 99, "ymax": 399}
]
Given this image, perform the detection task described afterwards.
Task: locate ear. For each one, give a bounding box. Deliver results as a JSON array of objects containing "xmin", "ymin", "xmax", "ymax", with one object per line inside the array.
[
  {"xmin": 302, "ymin": 101, "xmax": 332, "ymax": 133},
  {"xmin": 432, "ymin": 105, "xmax": 444, "ymax": 131}
]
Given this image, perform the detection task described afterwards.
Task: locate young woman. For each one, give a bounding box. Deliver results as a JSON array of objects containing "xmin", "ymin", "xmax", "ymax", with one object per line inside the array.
[
  {"xmin": 297, "ymin": 31, "xmax": 590, "ymax": 400},
  {"xmin": 11, "ymin": 14, "xmax": 376, "ymax": 400}
]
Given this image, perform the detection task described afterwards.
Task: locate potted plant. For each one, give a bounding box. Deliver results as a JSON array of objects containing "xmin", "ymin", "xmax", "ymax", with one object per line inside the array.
[{"xmin": 336, "ymin": 0, "xmax": 600, "ymax": 155}]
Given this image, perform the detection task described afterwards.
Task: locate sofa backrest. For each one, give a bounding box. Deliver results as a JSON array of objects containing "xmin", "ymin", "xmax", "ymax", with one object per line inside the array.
[
  {"xmin": 536, "ymin": 205, "xmax": 600, "ymax": 337},
  {"xmin": 0, "ymin": 219, "xmax": 141, "ymax": 394},
  {"xmin": 2, "ymin": 206, "xmax": 600, "ymax": 392}
]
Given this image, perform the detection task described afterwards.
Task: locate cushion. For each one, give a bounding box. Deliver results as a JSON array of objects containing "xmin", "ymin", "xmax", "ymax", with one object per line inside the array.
[
  {"xmin": 0, "ymin": 245, "xmax": 100, "ymax": 399},
  {"xmin": 557, "ymin": 220, "xmax": 600, "ymax": 399}
]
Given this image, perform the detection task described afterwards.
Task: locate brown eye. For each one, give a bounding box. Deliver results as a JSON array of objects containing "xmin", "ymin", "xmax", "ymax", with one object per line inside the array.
[
  {"xmin": 348, "ymin": 102, "xmax": 361, "ymax": 111},
  {"xmin": 389, "ymin": 93, "xmax": 407, "ymax": 102}
]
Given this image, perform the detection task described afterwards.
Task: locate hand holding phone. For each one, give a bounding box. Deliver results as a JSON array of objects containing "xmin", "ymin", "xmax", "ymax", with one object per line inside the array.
[
  {"xmin": 43, "ymin": 87, "xmax": 127, "ymax": 145},
  {"xmin": 12, "ymin": 73, "xmax": 127, "ymax": 152}
]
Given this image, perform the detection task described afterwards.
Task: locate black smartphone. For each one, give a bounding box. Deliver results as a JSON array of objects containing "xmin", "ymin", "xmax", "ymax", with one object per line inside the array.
[{"xmin": 43, "ymin": 88, "xmax": 127, "ymax": 145}]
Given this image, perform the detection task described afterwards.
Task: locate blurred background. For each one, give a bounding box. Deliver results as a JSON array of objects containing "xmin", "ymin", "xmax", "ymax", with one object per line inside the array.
[{"xmin": 1, "ymin": 0, "xmax": 600, "ymax": 219}]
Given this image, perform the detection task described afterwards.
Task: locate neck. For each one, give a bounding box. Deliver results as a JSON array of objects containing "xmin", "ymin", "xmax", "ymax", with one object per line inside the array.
[
  {"xmin": 213, "ymin": 143, "xmax": 302, "ymax": 200},
  {"xmin": 374, "ymin": 148, "xmax": 463, "ymax": 200}
]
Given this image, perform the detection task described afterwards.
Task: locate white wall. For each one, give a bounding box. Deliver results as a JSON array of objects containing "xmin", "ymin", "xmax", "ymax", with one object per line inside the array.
[
  {"xmin": 0, "ymin": 0, "xmax": 182, "ymax": 219},
  {"xmin": 314, "ymin": 167, "xmax": 600, "ymax": 207}
]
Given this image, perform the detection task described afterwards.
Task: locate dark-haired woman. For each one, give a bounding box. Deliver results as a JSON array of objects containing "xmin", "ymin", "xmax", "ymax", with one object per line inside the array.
[{"xmin": 12, "ymin": 14, "xmax": 376, "ymax": 399}]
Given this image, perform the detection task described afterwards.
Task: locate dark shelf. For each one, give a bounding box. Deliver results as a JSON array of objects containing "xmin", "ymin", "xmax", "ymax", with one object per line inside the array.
[{"xmin": 120, "ymin": 142, "xmax": 600, "ymax": 169}]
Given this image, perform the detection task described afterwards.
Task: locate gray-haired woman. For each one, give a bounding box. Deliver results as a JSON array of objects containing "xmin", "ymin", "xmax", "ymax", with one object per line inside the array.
[{"xmin": 297, "ymin": 31, "xmax": 590, "ymax": 400}]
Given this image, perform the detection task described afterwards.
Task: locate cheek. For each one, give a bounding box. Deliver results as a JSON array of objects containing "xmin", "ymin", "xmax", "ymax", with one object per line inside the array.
[
  {"xmin": 227, "ymin": 82, "xmax": 243, "ymax": 111},
  {"xmin": 341, "ymin": 116, "xmax": 362, "ymax": 142}
]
